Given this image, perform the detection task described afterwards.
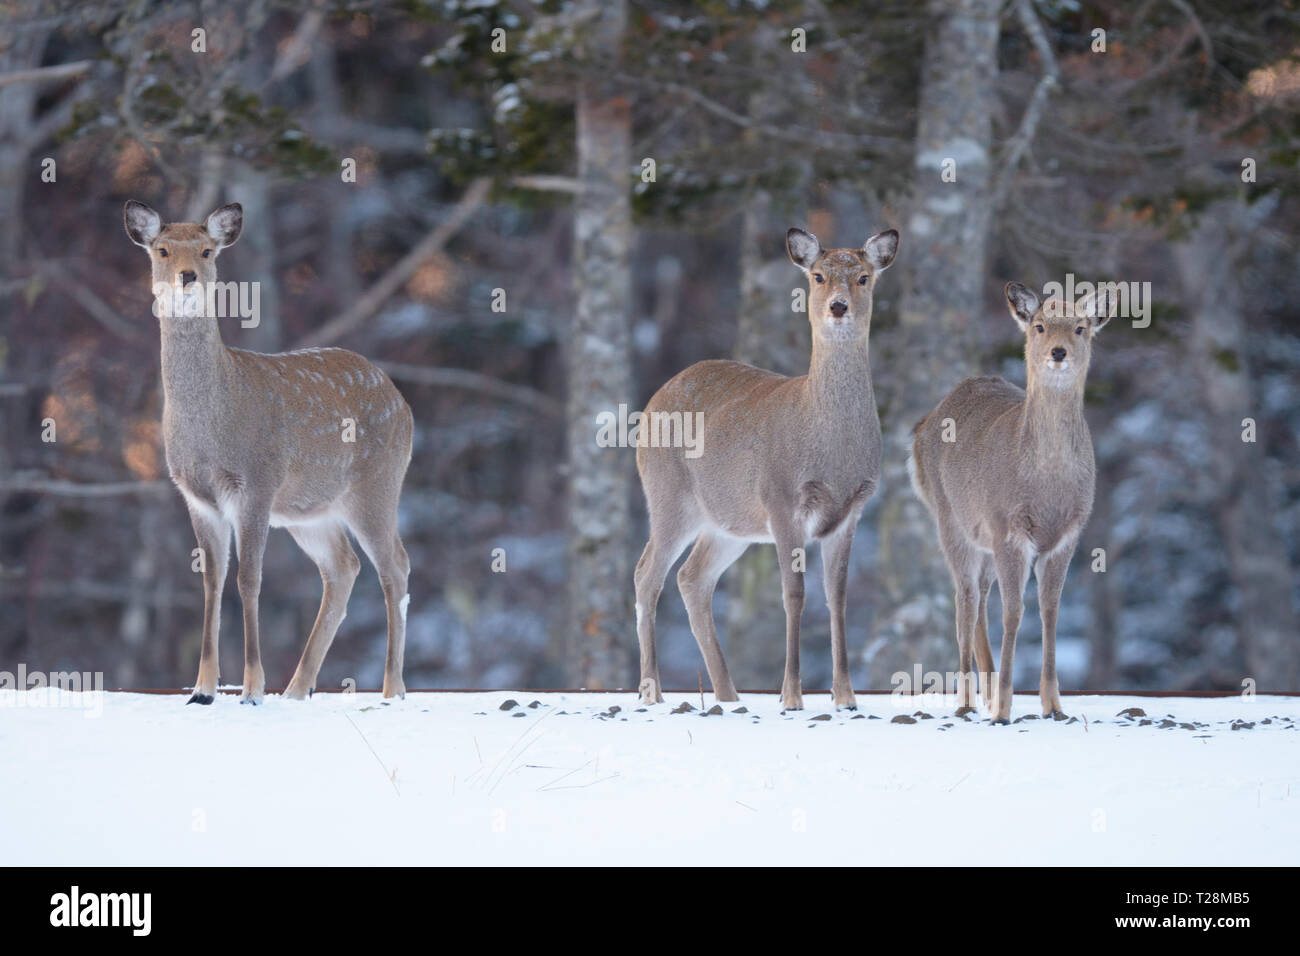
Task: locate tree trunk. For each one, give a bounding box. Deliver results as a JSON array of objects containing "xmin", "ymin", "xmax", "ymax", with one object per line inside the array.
[
  {"xmin": 725, "ymin": 92, "xmax": 815, "ymax": 688},
  {"xmin": 0, "ymin": 18, "xmax": 45, "ymax": 275},
  {"xmin": 567, "ymin": 0, "xmax": 633, "ymax": 687},
  {"xmin": 1085, "ymin": 455, "xmax": 1120, "ymax": 688},
  {"xmin": 1178, "ymin": 200, "xmax": 1299, "ymax": 691},
  {"xmin": 0, "ymin": 18, "xmax": 50, "ymax": 661},
  {"xmin": 226, "ymin": 162, "xmax": 281, "ymax": 351},
  {"xmin": 869, "ymin": 0, "xmax": 1000, "ymax": 686}
]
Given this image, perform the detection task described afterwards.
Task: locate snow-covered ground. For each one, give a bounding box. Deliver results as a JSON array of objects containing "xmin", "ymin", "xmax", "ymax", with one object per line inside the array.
[{"xmin": 2, "ymin": 689, "xmax": 1296, "ymax": 865}]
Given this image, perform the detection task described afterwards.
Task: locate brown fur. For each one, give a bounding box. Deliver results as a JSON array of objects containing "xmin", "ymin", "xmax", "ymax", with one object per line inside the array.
[
  {"xmin": 910, "ymin": 281, "xmax": 1111, "ymax": 723},
  {"xmin": 634, "ymin": 227, "xmax": 899, "ymax": 710},
  {"xmin": 124, "ymin": 201, "xmax": 413, "ymax": 704}
]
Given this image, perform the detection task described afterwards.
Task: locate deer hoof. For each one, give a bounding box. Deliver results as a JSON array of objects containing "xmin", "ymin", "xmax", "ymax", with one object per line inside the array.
[
  {"xmin": 638, "ymin": 678, "xmax": 663, "ymax": 705},
  {"xmin": 990, "ymin": 717, "xmax": 1010, "ymax": 726},
  {"xmin": 187, "ymin": 693, "xmax": 214, "ymax": 706},
  {"xmin": 239, "ymin": 696, "xmax": 260, "ymax": 706},
  {"xmin": 282, "ymin": 680, "xmax": 312, "ymax": 701},
  {"xmin": 955, "ymin": 705, "xmax": 976, "ymax": 717}
]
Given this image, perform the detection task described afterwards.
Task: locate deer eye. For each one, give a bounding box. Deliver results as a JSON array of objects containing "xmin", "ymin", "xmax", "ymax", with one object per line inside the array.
[
  {"xmin": 158, "ymin": 248, "xmax": 169, "ymax": 258},
  {"xmin": 858, "ymin": 275, "xmax": 868, "ymax": 286},
  {"xmin": 1035, "ymin": 324, "xmax": 1044, "ymax": 333},
  {"xmin": 1075, "ymin": 326, "xmax": 1084, "ymax": 335},
  {"xmin": 813, "ymin": 274, "xmax": 825, "ymax": 284},
  {"xmin": 202, "ymin": 249, "xmax": 212, "ymax": 258}
]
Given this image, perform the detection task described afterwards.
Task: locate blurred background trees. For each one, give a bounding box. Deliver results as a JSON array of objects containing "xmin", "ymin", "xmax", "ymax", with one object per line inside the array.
[{"xmin": 1, "ymin": 0, "xmax": 1297, "ymax": 693}]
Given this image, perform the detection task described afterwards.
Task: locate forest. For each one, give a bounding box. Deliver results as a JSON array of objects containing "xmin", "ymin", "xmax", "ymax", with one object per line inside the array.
[{"xmin": 0, "ymin": 0, "xmax": 1297, "ymax": 695}]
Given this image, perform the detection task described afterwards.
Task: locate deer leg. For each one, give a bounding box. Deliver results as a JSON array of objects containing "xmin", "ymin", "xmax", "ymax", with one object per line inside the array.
[
  {"xmin": 1035, "ymin": 541, "xmax": 1075, "ymax": 718},
  {"xmin": 349, "ymin": 508, "xmax": 409, "ymax": 699},
  {"xmin": 990, "ymin": 541, "xmax": 1031, "ymax": 724},
  {"xmin": 939, "ymin": 525, "xmax": 981, "ymax": 716},
  {"xmin": 821, "ymin": 525, "xmax": 857, "ymax": 711},
  {"xmin": 186, "ymin": 505, "xmax": 230, "ymax": 705},
  {"xmin": 234, "ymin": 503, "xmax": 271, "ymax": 705},
  {"xmin": 634, "ymin": 540, "xmax": 666, "ymax": 705},
  {"xmin": 953, "ymin": 578, "xmax": 980, "ymax": 716},
  {"xmin": 634, "ymin": 524, "xmax": 693, "ymax": 705},
  {"xmin": 284, "ymin": 522, "xmax": 360, "ymax": 700},
  {"xmin": 677, "ymin": 532, "xmax": 748, "ymax": 702},
  {"xmin": 382, "ymin": 534, "xmax": 411, "ymax": 700},
  {"xmin": 771, "ymin": 521, "xmax": 806, "ymax": 712},
  {"xmin": 973, "ymin": 556, "xmax": 996, "ymax": 709}
]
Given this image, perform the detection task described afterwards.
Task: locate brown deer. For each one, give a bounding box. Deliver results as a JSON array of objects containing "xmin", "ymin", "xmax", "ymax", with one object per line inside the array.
[
  {"xmin": 909, "ymin": 282, "xmax": 1111, "ymax": 723},
  {"xmin": 124, "ymin": 200, "xmax": 412, "ymax": 704},
  {"xmin": 634, "ymin": 226, "xmax": 899, "ymax": 710}
]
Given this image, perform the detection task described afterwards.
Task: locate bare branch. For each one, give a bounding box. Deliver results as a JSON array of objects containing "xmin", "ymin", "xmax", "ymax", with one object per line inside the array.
[
  {"xmin": 1168, "ymin": 0, "xmax": 1213, "ymax": 69},
  {"xmin": 0, "ymin": 579, "xmax": 195, "ymax": 608},
  {"xmin": 376, "ymin": 362, "xmax": 562, "ymax": 418},
  {"xmin": 265, "ymin": 6, "xmax": 327, "ymax": 87},
  {"xmin": 295, "ymin": 177, "xmax": 491, "ymax": 349},
  {"xmin": 36, "ymin": 262, "xmax": 152, "ymax": 345},
  {"xmin": 1, "ymin": 474, "xmax": 172, "ymax": 497},
  {"xmin": 0, "ymin": 59, "xmax": 91, "ymax": 88},
  {"xmin": 992, "ymin": 0, "xmax": 1061, "ymax": 209},
  {"xmin": 617, "ymin": 73, "xmax": 903, "ymax": 152},
  {"xmin": 511, "ymin": 174, "xmax": 584, "ymax": 194}
]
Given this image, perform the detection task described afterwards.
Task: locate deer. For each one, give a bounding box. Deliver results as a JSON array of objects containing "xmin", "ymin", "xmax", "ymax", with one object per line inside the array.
[
  {"xmin": 124, "ymin": 200, "xmax": 413, "ymax": 705},
  {"xmin": 634, "ymin": 226, "xmax": 899, "ymax": 711},
  {"xmin": 909, "ymin": 282, "xmax": 1111, "ymax": 724}
]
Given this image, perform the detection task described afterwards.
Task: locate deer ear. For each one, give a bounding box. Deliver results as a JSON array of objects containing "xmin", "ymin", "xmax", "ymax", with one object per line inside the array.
[
  {"xmin": 204, "ymin": 203, "xmax": 243, "ymax": 248},
  {"xmin": 124, "ymin": 201, "xmax": 162, "ymax": 248},
  {"xmin": 1075, "ymin": 288, "xmax": 1114, "ymax": 335},
  {"xmin": 1005, "ymin": 282, "xmax": 1040, "ymax": 330},
  {"xmin": 786, "ymin": 228, "xmax": 822, "ymax": 271},
  {"xmin": 863, "ymin": 229, "xmax": 899, "ymax": 272}
]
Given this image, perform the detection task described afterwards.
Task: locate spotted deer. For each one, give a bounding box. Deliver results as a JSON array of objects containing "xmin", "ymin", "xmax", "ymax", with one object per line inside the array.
[
  {"xmin": 634, "ymin": 227, "xmax": 899, "ymax": 710},
  {"xmin": 124, "ymin": 201, "xmax": 412, "ymax": 704},
  {"xmin": 909, "ymin": 282, "xmax": 1111, "ymax": 723}
]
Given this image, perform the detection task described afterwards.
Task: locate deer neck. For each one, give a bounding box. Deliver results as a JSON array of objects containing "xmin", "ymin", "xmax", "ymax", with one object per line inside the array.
[
  {"xmin": 159, "ymin": 314, "xmax": 232, "ymax": 410},
  {"xmin": 1019, "ymin": 373, "xmax": 1086, "ymax": 463},
  {"xmin": 806, "ymin": 336, "xmax": 874, "ymax": 418}
]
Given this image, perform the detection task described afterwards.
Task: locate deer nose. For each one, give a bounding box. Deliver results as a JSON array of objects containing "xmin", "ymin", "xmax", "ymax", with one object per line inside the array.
[
  {"xmin": 179, "ymin": 270, "xmax": 197, "ymax": 285},
  {"xmin": 1051, "ymin": 347, "xmax": 1067, "ymax": 362},
  {"xmin": 829, "ymin": 300, "xmax": 848, "ymax": 318}
]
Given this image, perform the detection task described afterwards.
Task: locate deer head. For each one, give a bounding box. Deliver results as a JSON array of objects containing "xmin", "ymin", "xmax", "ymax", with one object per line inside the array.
[
  {"xmin": 1005, "ymin": 282, "xmax": 1112, "ymax": 391},
  {"xmin": 787, "ymin": 227, "xmax": 899, "ymax": 344},
  {"xmin": 124, "ymin": 201, "xmax": 243, "ymax": 313}
]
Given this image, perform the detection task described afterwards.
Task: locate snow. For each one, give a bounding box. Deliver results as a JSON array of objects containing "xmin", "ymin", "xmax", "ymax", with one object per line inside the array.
[{"xmin": 2, "ymin": 689, "xmax": 1296, "ymax": 865}]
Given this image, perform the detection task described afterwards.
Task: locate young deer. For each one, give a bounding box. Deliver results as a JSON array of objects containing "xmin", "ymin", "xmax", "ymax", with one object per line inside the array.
[
  {"xmin": 635, "ymin": 227, "xmax": 899, "ymax": 710},
  {"xmin": 909, "ymin": 282, "xmax": 1111, "ymax": 723},
  {"xmin": 124, "ymin": 201, "xmax": 413, "ymax": 704}
]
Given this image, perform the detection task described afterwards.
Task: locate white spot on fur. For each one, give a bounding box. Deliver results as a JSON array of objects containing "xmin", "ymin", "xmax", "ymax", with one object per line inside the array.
[{"xmin": 399, "ymin": 594, "xmax": 409, "ymax": 623}]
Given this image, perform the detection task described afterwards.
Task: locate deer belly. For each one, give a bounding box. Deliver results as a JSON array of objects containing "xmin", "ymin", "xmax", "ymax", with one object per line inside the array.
[
  {"xmin": 705, "ymin": 508, "xmax": 775, "ymax": 542},
  {"xmin": 269, "ymin": 506, "xmax": 343, "ymax": 528},
  {"xmin": 269, "ymin": 479, "xmax": 350, "ymax": 527}
]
